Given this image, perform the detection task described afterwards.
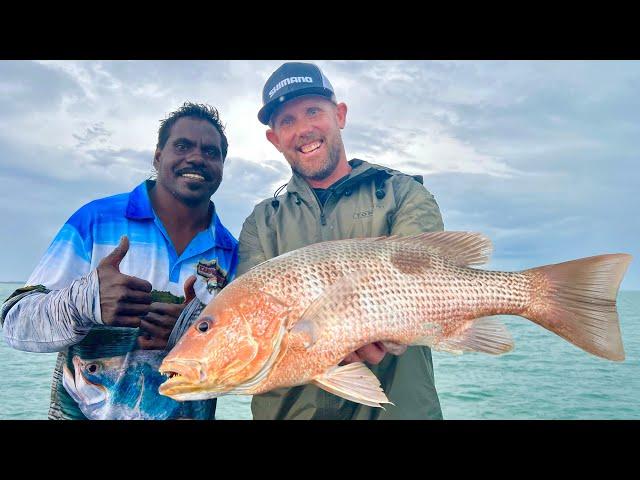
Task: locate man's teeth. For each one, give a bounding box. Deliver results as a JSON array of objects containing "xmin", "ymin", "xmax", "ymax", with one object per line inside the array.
[
  {"xmin": 300, "ymin": 141, "xmax": 322, "ymax": 154},
  {"xmin": 181, "ymin": 173, "xmax": 205, "ymax": 180}
]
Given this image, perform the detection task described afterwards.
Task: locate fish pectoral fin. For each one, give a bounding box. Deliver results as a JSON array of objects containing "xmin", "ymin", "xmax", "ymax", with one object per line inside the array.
[
  {"xmin": 289, "ymin": 272, "xmax": 365, "ymax": 348},
  {"xmin": 312, "ymin": 362, "xmax": 393, "ymax": 409},
  {"xmin": 381, "ymin": 341, "xmax": 408, "ymax": 355},
  {"xmin": 435, "ymin": 316, "xmax": 514, "ymax": 355}
]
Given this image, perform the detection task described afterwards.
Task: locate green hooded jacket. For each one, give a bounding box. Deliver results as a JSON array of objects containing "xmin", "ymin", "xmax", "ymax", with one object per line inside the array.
[{"xmin": 237, "ymin": 159, "xmax": 444, "ymax": 420}]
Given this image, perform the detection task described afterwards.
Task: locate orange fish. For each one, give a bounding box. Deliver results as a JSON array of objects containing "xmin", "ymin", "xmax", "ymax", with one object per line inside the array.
[{"xmin": 159, "ymin": 232, "xmax": 632, "ymax": 407}]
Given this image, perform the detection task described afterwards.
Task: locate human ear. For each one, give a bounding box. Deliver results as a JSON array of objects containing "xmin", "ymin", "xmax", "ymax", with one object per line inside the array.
[
  {"xmin": 153, "ymin": 148, "xmax": 161, "ymax": 169},
  {"xmin": 266, "ymin": 129, "xmax": 283, "ymax": 153},
  {"xmin": 336, "ymin": 102, "xmax": 348, "ymax": 129}
]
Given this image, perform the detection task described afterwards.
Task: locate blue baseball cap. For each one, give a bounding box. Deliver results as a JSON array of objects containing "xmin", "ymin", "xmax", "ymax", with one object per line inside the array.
[{"xmin": 258, "ymin": 62, "xmax": 336, "ymax": 125}]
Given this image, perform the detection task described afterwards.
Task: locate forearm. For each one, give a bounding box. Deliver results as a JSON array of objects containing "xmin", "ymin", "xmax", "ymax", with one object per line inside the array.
[{"xmin": 1, "ymin": 270, "xmax": 103, "ymax": 352}]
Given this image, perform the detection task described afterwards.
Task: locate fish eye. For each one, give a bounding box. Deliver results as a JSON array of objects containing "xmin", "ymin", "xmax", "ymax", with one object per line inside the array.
[
  {"xmin": 196, "ymin": 316, "xmax": 214, "ymax": 333},
  {"xmin": 86, "ymin": 363, "xmax": 100, "ymax": 374}
]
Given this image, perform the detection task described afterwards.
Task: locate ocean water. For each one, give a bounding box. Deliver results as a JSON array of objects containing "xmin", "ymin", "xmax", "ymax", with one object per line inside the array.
[{"xmin": 1, "ymin": 282, "xmax": 638, "ymax": 420}]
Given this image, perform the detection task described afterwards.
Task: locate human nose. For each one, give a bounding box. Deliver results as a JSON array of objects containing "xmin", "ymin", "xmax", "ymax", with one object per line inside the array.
[
  {"xmin": 295, "ymin": 117, "xmax": 315, "ymax": 138},
  {"xmin": 185, "ymin": 148, "xmax": 206, "ymax": 164}
]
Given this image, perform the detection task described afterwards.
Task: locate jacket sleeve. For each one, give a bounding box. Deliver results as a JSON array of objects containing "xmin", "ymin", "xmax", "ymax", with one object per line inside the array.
[
  {"xmin": 237, "ymin": 207, "xmax": 268, "ymax": 277},
  {"xmin": 0, "ymin": 214, "xmax": 102, "ymax": 353},
  {"xmin": 1, "ymin": 271, "xmax": 102, "ymax": 352},
  {"xmin": 389, "ymin": 176, "xmax": 444, "ymax": 236}
]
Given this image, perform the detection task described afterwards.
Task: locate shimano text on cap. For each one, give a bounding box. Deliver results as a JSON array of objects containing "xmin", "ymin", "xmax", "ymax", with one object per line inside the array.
[{"xmin": 258, "ymin": 62, "xmax": 336, "ymax": 125}]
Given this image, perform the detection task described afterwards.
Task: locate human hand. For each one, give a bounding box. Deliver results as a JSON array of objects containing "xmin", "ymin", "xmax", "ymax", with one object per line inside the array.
[
  {"xmin": 137, "ymin": 275, "xmax": 197, "ymax": 350},
  {"xmin": 340, "ymin": 342, "xmax": 387, "ymax": 366},
  {"xmin": 97, "ymin": 236, "xmax": 153, "ymax": 327}
]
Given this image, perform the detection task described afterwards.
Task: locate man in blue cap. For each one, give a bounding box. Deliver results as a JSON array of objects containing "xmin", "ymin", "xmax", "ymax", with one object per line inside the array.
[{"xmin": 238, "ymin": 62, "xmax": 445, "ymax": 419}]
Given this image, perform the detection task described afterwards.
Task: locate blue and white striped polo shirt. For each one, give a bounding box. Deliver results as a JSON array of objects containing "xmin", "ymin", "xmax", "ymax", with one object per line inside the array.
[{"xmin": 27, "ymin": 180, "xmax": 238, "ymax": 304}]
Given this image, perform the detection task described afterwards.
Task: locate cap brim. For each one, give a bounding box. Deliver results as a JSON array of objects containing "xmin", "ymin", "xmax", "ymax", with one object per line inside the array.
[{"xmin": 257, "ymin": 87, "xmax": 335, "ymax": 125}]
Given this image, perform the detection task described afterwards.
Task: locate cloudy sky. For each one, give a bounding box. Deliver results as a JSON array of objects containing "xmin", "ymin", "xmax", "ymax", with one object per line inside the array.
[{"xmin": 0, "ymin": 60, "xmax": 638, "ymax": 290}]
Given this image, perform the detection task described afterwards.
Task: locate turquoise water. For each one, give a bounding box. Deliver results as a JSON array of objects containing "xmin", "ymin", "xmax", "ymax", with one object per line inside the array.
[{"xmin": 1, "ymin": 282, "xmax": 638, "ymax": 419}]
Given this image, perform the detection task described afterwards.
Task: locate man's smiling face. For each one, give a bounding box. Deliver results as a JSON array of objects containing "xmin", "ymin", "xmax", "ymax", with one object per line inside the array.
[
  {"xmin": 154, "ymin": 117, "xmax": 224, "ymax": 207},
  {"xmin": 266, "ymin": 95, "xmax": 347, "ymax": 182}
]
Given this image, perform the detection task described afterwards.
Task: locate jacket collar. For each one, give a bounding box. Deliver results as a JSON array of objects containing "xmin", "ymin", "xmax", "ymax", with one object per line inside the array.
[{"xmin": 285, "ymin": 159, "xmax": 389, "ymax": 196}]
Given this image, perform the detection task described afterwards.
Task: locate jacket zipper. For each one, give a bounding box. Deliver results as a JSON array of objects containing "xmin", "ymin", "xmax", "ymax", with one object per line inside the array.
[{"xmin": 308, "ymin": 187, "xmax": 333, "ymax": 227}]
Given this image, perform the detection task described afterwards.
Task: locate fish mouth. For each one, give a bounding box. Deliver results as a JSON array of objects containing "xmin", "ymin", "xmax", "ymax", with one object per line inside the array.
[{"xmin": 158, "ymin": 359, "xmax": 210, "ymax": 398}]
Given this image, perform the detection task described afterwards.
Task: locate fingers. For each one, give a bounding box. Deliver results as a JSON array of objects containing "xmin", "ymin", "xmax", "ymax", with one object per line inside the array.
[
  {"xmin": 143, "ymin": 309, "xmax": 181, "ymax": 328},
  {"xmin": 120, "ymin": 274, "xmax": 153, "ymax": 293},
  {"xmin": 137, "ymin": 334, "xmax": 168, "ymax": 350},
  {"xmin": 340, "ymin": 342, "xmax": 387, "ymax": 366},
  {"xmin": 98, "ymin": 236, "xmax": 129, "ymax": 270},
  {"xmin": 147, "ymin": 302, "xmax": 184, "ymax": 317},
  {"xmin": 122, "ymin": 289, "xmax": 153, "ymax": 305},
  {"xmin": 140, "ymin": 319, "xmax": 171, "ymax": 340},
  {"xmin": 110, "ymin": 316, "xmax": 142, "ymax": 328},
  {"xmin": 114, "ymin": 302, "xmax": 151, "ymax": 316},
  {"xmin": 183, "ymin": 275, "xmax": 197, "ymax": 304},
  {"xmin": 138, "ymin": 313, "xmax": 175, "ymax": 350},
  {"xmin": 356, "ymin": 342, "xmax": 386, "ymax": 365},
  {"xmin": 340, "ymin": 352, "xmax": 361, "ymax": 365}
]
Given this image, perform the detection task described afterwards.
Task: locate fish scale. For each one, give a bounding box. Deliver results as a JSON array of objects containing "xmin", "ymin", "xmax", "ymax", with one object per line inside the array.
[
  {"xmin": 159, "ymin": 232, "xmax": 631, "ymax": 408},
  {"xmin": 241, "ymin": 238, "xmax": 534, "ymax": 391}
]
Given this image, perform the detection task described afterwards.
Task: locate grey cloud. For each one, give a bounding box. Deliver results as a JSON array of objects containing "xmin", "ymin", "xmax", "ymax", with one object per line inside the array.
[
  {"xmin": 1, "ymin": 60, "xmax": 638, "ymax": 290},
  {"xmin": 73, "ymin": 122, "xmax": 112, "ymax": 148},
  {"xmin": 82, "ymin": 148, "xmax": 153, "ymax": 172},
  {"xmin": 343, "ymin": 122, "xmax": 419, "ymax": 160},
  {"xmin": 214, "ymin": 156, "xmax": 292, "ymax": 236},
  {"xmin": 0, "ymin": 170, "xmax": 130, "ymax": 281},
  {"xmin": 0, "ymin": 61, "xmax": 82, "ymax": 115}
]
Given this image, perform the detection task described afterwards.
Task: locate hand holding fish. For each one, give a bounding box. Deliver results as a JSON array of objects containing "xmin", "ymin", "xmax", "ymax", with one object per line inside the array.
[
  {"xmin": 138, "ymin": 276, "xmax": 197, "ymax": 350},
  {"xmin": 97, "ymin": 236, "xmax": 153, "ymax": 327},
  {"xmin": 159, "ymin": 232, "xmax": 633, "ymax": 409},
  {"xmin": 341, "ymin": 341, "xmax": 387, "ymax": 365}
]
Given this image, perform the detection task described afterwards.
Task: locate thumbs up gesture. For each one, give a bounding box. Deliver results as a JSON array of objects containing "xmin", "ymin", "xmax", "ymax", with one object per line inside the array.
[
  {"xmin": 137, "ymin": 275, "xmax": 197, "ymax": 350},
  {"xmin": 97, "ymin": 236, "xmax": 153, "ymax": 327}
]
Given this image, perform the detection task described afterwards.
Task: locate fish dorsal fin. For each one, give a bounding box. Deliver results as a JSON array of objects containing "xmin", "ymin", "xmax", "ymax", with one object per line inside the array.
[
  {"xmin": 434, "ymin": 316, "xmax": 514, "ymax": 355},
  {"xmin": 383, "ymin": 231, "xmax": 493, "ymax": 266},
  {"xmin": 313, "ymin": 362, "xmax": 393, "ymax": 408},
  {"xmin": 289, "ymin": 272, "xmax": 366, "ymax": 347}
]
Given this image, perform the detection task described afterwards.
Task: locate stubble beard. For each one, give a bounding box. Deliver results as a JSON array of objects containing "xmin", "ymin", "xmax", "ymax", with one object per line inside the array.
[{"xmin": 289, "ymin": 135, "xmax": 344, "ymax": 182}]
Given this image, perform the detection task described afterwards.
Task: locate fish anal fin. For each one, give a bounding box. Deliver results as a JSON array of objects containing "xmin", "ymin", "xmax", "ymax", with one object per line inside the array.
[
  {"xmin": 313, "ymin": 362, "xmax": 393, "ymax": 409},
  {"xmin": 435, "ymin": 316, "xmax": 514, "ymax": 355}
]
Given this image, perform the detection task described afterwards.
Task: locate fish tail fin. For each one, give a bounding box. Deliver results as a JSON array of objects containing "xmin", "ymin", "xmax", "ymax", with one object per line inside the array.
[{"xmin": 523, "ymin": 253, "xmax": 632, "ymax": 361}]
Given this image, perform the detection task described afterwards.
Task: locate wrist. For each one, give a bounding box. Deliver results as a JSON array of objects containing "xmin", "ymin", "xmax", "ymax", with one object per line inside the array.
[{"xmin": 87, "ymin": 269, "xmax": 103, "ymax": 325}]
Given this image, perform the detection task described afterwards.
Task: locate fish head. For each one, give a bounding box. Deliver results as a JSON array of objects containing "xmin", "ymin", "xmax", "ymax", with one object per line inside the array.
[
  {"xmin": 76, "ymin": 356, "xmax": 124, "ymax": 389},
  {"xmin": 62, "ymin": 355, "xmax": 127, "ymax": 418},
  {"xmin": 159, "ymin": 284, "xmax": 289, "ymax": 401}
]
